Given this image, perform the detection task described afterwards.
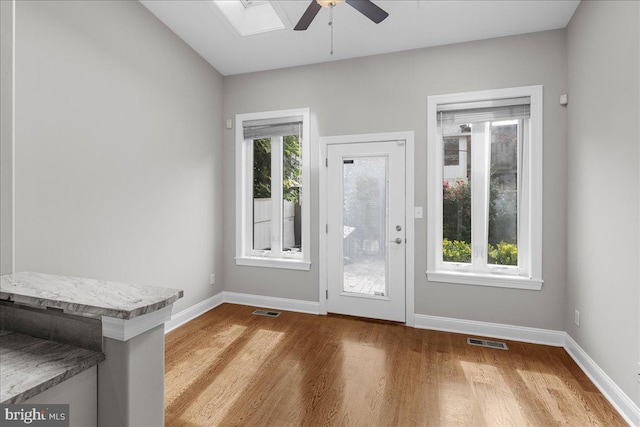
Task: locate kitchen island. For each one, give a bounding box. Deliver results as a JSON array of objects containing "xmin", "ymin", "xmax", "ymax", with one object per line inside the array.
[{"xmin": 0, "ymin": 272, "xmax": 183, "ymax": 427}]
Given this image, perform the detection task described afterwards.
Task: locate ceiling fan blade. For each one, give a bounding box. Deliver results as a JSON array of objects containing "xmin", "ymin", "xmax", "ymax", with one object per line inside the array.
[
  {"xmin": 345, "ymin": 0, "xmax": 389, "ymax": 24},
  {"xmin": 294, "ymin": 1, "xmax": 322, "ymax": 31}
]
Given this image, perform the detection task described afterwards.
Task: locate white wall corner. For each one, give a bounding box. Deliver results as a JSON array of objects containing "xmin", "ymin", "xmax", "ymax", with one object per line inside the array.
[
  {"xmin": 164, "ymin": 292, "xmax": 224, "ymax": 333},
  {"xmin": 564, "ymin": 334, "xmax": 640, "ymax": 427}
]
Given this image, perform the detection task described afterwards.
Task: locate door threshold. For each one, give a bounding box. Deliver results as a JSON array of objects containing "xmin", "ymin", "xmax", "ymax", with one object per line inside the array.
[{"xmin": 327, "ymin": 312, "xmax": 406, "ymax": 325}]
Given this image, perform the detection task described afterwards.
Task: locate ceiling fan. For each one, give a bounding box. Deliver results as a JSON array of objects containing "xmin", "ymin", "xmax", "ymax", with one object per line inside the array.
[{"xmin": 294, "ymin": 0, "xmax": 389, "ymax": 31}]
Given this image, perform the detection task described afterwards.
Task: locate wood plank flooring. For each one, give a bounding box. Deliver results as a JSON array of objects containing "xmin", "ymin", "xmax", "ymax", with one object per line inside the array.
[{"xmin": 165, "ymin": 304, "xmax": 627, "ymax": 426}]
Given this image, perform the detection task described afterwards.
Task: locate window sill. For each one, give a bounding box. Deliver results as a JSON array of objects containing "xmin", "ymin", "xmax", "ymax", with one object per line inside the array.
[
  {"xmin": 426, "ymin": 270, "xmax": 543, "ymax": 290},
  {"xmin": 236, "ymin": 256, "xmax": 311, "ymax": 271}
]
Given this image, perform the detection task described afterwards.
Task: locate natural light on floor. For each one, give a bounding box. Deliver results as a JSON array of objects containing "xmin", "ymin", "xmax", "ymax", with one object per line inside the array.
[
  {"xmin": 459, "ymin": 361, "xmax": 527, "ymax": 425},
  {"xmin": 178, "ymin": 329, "xmax": 283, "ymax": 425},
  {"xmin": 165, "ymin": 323, "xmax": 247, "ymax": 409},
  {"xmin": 516, "ymin": 369, "xmax": 583, "ymax": 423},
  {"xmin": 339, "ymin": 340, "xmax": 387, "ymax": 420}
]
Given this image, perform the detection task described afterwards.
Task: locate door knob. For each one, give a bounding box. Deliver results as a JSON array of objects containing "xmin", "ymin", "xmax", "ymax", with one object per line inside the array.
[{"xmin": 390, "ymin": 237, "xmax": 402, "ymax": 244}]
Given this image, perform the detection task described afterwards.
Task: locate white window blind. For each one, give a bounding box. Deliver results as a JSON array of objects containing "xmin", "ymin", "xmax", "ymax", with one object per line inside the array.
[
  {"xmin": 437, "ymin": 97, "xmax": 530, "ymax": 125},
  {"xmin": 243, "ymin": 116, "xmax": 303, "ymax": 140}
]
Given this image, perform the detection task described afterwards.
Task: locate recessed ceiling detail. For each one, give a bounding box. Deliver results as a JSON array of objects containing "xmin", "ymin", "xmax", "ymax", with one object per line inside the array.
[
  {"xmin": 240, "ymin": 0, "xmax": 269, "ymax": 8},
  {"xmin": 212, "ymin": 0, "xmax": 285, "ymax": 37}
]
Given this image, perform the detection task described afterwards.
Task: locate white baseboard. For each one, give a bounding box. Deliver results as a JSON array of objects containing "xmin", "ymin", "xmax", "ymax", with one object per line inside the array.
[
  {"xmin": 223, "ymin": 291, "xmax": 321, "ymax": 315},
  {"xmin": 564, "ymin": 335, "xmax": 640, "ymax": 427},
  {"xmin": 413, "ymin": 313, "xmax": 566, "ymax": 346},
  {"xmin": 164, "ymin": 292, "xmax": 224, "ymax": 333},
  {"xmin": 164, "ymin": 291, "xmax": 319, "ymax": 334}
]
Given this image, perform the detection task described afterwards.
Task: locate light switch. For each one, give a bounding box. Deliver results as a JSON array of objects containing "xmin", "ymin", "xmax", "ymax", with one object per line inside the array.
[{"xmin": 414, "ymin": 207, "xmax": 423, "ymax": 219}]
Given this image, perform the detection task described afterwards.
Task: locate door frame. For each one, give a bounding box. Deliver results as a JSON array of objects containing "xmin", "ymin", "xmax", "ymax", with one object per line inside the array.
[{"xmin": 319, "ymin": 131, "xmax": 415, "ymax": 326}]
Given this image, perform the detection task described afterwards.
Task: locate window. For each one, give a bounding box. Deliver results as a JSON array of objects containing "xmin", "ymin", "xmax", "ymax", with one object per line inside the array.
[
  {"xmin": 235, "ymin": 108, "xmax": 311, "ymax": 270},
  {"xmin": 427, "ymin": 86, "xmax": 543, "ymax": 290}
]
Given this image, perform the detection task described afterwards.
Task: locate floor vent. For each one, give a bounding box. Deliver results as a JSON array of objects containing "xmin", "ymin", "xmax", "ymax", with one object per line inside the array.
[
  {"xmin": 467, "ymin": 337, "xmax": 508, "ymax": 350},
  {"xmin": 253, "ymin": 309, "xmax": 281, "ymax": 318}
]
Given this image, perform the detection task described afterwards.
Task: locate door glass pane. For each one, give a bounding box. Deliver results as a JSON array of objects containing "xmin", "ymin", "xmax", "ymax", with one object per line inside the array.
[
  {"xmin": 253, "ymin": 138, "xmax": 272, "ymax": 251},
  {"xmin": 488, "ymin": 120, "xmax": 518, "ymax": 265},
  {"xmin": 442, "ymin": 124, "xmax": 472, "ymax": 263},
  {"xmin": 282, "ymin": 135, "xmax": 302, "ymax": 253},
  {"xmin": 342, "ymin": 157, "xmax": 387, "ymax": 296}
]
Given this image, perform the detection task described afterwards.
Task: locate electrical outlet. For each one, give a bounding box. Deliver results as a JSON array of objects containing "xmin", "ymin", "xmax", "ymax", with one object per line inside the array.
[
  {"xmin": 210, "ymin": 274, "xmax": 216, "ymax": 285},
  {"xmin": 574, "ymin": 309, "xmax": 580, "ymax": 327}
]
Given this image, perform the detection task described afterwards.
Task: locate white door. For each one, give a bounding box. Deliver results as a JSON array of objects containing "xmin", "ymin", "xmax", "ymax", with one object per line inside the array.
[{"xmin": 326, "ymin": 141, "xmax": 406, "ymax": 322}]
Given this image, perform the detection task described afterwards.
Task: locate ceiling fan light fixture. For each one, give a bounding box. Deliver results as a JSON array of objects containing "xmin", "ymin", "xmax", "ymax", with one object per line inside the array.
[{"xmin": 316, "ymin": 0, "xmax": 344, "ymax": 8}]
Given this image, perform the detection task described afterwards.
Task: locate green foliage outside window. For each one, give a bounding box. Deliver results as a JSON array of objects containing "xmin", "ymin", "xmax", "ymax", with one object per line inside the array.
[
  {"xmin": 442, "ymin": 238, "xmax": 472, "ymax": 263},
  {"xmin": 488, "ymin": 241, "xmax": 518, "ymax": 265},
  {"xmin": 442, "ymin": 238, "xmax": 518, "ymax": 265},
  {"xmin": 442, "ymin": 179, "xmax": 517, "ymax": 265},
  {"xmin": 253, "ymin": 138, "xmax": 272, "ymax": 199},
  {"xmin": 283, "ymin": 135, "xmax": 301, "ymax": 205},
  {"xmin": 443, "ymin": 180, "xmax": 472, "ymax": 244},
  {"xmin": 253, "ymin": 135, "xmax": 302, "ymax": 205}
]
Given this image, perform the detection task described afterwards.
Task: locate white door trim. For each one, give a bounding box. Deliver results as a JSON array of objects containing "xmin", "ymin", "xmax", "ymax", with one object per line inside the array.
[{"xmin": 319, "ymin": 131, "xmax": 415, "ymax": 326}]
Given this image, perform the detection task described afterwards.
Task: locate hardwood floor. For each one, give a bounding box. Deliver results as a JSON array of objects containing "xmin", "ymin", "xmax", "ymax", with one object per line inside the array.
[{"xmin": 165, "ymin": 304, "xmax": 627, "ymax": 426}]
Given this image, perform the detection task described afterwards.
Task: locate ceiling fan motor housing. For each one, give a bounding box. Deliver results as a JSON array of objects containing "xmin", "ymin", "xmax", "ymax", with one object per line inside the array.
[
  {"xmin": 317, "ymin": 0, "xmax": 344, "ymax": 7},
  {"xmin": 295, "ymin": 0, "xmax": 388, "ymax": 31}
]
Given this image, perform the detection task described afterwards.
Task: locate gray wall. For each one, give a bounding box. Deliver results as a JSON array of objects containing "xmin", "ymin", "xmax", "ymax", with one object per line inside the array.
[
  {"xmin": 14, "ymin": 0, "xmax": 225, "ymax": 313},
  {"xmin": 566, "ymin": 0, "xmax": 640, "ymax": 404},
  {"xmin": 0, "ymin": 0, "xmax": 13, "ymax": 275},
  {"xmin": 223, "ymin": 29, "xmax": 568, "ymax": 330}
]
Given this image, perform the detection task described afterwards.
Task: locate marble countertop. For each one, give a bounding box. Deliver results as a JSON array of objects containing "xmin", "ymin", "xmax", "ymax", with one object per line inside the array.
[
  {"xmin": 1, "ymin": 272, "xmax": 183, "ymax": 320},
  {"xmin": 0, "ymin": 330, "xmax": 105, "ymax": 404}
]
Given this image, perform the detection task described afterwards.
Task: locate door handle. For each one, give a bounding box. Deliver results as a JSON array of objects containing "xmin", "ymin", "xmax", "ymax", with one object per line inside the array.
[{"xmin": 390, "ymin": 238, "xmax": 402, "ymax": 244}]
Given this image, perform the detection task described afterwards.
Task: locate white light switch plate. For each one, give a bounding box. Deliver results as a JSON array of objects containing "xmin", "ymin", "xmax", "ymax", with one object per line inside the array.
[{"xmin": 414, "ymin": 207, "xmax": 423, "ymax": 219}]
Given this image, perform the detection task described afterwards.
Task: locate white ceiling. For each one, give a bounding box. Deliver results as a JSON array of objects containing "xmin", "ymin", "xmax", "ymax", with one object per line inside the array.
[{"xmin": 140, "ymin": 0, "xmax": 580, "ymax": 76}]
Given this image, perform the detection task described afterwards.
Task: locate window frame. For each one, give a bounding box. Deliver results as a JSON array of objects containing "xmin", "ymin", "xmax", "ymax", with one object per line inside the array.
[
  {"xmin": 235, "ymin": 108, "xmax": 311, "ymax": 271},
  {"xmin": 427, "ymin": 86, "xmax": 543, "ymax": 290}
]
